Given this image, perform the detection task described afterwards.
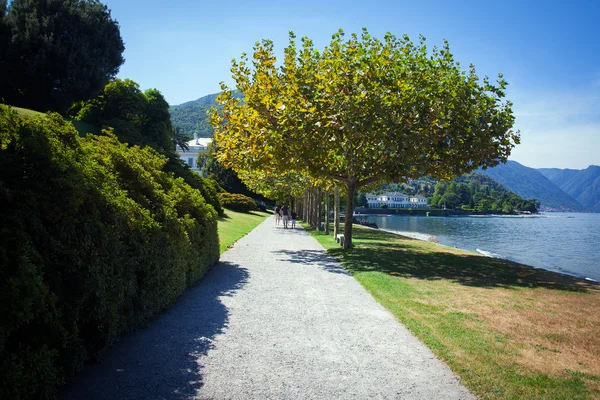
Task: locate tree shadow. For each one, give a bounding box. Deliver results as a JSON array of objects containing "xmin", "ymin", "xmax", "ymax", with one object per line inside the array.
[
  {"xmin": 272, "ymin": 249, "xmax": 350, "ymax": 275},
  {"xmin": 58, "ymin": 261, "xmax": 248, "ymax": 399},
  {"xmin": 327, "ymin": 228, "xmax": 598, "ymax": 293}
]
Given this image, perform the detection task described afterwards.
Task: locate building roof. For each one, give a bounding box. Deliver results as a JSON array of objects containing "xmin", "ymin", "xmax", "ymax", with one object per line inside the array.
[{"xmin": 177, "ymin": 138, "xmax": 212, "ymax": 152}]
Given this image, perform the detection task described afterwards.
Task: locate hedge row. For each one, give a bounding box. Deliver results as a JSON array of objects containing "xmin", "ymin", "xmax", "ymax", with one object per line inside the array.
[
  {"xmin": 218, "ymin": 193, "xmax": 258, "ymax": 213},
  {"xmin": 0, "ymin": 107, "xmax": 220, "ymax": 399}
]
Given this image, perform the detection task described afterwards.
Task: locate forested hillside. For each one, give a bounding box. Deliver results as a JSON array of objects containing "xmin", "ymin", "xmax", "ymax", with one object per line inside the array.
[
  {"xmin": 169, "ymin": 90, "xmax": 242, "ymax": 138},
  {"xmin": 364, "ymin": 174, "xmax": 539, "ymax": 213},
  {"xmin": 478, "ymin": 161, "xmax": 586, "ymax": 211}
]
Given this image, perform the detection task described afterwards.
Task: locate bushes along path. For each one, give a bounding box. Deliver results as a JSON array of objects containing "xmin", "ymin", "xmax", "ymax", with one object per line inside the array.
[{"xmin": 60, "ymin": 217, "xmax": 474, "ymax": 399}]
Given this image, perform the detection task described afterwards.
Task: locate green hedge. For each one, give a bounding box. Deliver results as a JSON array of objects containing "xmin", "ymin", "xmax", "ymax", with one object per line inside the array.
[
  {"xmin": 164, "ymin": 154, "xmax": 224, "ymax": 216},
  {"xmin": 0, "ymin": 106, "xmax": 219, "ymax": 399},
  {"xmin": 219, "ymin": 193, "xmax": 258, "ymax": 213}
]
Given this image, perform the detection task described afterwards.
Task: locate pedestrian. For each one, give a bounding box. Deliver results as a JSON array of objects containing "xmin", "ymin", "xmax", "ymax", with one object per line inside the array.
[
  {"xmin": 281, "ymin": 204, "xmax": 290, "ymax": 228},
  {"xmin": 274, "ymin": 205, "xmax": 281, "ymax": 225},
  {"xmin": 291, "ymin": 210, "xmax": 297, "ymax": 228}
]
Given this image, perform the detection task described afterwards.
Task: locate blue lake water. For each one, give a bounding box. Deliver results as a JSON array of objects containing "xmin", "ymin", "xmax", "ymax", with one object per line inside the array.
[{"xmin": 362, "ymin": 212, "xmax": 600, "ymax": 282}]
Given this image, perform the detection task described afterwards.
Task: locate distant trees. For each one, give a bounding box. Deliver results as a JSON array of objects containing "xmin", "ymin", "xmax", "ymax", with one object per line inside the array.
[
  {"xmin": 0, "ymin": 0, "xmax": 125, "ymax": 113},
  {"xmin": 430, "ymin": 174, "xmax": 539, "ymax": 212},
  {"xmin": 173, "ymin": 126, "xmax": 191, "ymax": 151}
]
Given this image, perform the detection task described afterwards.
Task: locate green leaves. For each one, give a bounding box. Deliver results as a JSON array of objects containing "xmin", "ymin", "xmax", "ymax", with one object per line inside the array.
[{"xmin": 212, "ymin": 27, "xmax": 518, "ymax": 212}]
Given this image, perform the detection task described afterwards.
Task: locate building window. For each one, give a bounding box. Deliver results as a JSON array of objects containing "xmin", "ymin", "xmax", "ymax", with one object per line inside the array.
[{"xmin": 188, "ymin": 158, "xmax": 194, "ymax": 167}]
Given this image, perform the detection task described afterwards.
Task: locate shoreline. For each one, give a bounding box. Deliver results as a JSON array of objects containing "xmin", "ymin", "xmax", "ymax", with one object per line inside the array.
[{"xmin": 377, "ymin": 226, "xmax": 599, "ymax": 284}]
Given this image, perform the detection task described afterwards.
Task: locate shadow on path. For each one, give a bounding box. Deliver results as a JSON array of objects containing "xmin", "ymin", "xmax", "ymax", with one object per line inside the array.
[
  {"xmin": 58, "ymin": 261, "xmax": 248, "ymax": 400},
  {"xmin": 272, "ymin": 249, "xmax": 350, "ymax": 275}
]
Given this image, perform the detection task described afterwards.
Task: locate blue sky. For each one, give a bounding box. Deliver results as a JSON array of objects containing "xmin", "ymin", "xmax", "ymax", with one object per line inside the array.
[{"xmin": 104, "ymin": 0, "xmax": 599, "ymax": 169}]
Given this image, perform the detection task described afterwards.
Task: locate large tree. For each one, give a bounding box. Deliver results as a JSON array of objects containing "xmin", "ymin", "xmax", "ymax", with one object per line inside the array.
[
  {"xmin": 71, "ymin": 78, "xmax": 174, "ymax": 154},
  {"xmin": 0, "ymin": 0, "xmax": 124, "ymax": 113},
  {"xmin": 212, "ymin": 29, "xmax": 520, "ymax": 248}
]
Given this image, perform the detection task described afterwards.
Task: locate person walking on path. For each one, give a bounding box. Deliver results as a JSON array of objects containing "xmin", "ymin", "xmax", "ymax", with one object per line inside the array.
[
  {"xmin": 59, "ymin": 218, "xmax": 474, "ymax": 400},
  {"xmin": 274, "ymin": 205, "xmax": 281, "ymax": 225},
  {"xmin": 280, "ymin": 204, "xmax": 290, "ymax": 228},
  {"xmin": 291, "ymin": 210, "xmax": 297, "ymax": 228}
]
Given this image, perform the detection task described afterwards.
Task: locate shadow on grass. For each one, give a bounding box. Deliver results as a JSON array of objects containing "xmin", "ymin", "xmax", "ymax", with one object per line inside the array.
[
  {"xmin": 59, "ymin": 261, "xmax": 248, "ymax": 399},
  {"xmin": 219, "ymin": 210, "xmax": 270, "ymax": 220},
  {"xmin": 316, "ymin": 226, "xmax": 598, "ymax": 293},
  {"xmin": 272, "ymin": 249, "xmax": 350, "ymax": 275}
]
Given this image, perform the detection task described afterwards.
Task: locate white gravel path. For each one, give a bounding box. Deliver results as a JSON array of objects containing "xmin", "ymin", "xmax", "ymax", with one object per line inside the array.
[{"xmin": 59, "ymin": 217, "xmax": 475, "ymax": 400}]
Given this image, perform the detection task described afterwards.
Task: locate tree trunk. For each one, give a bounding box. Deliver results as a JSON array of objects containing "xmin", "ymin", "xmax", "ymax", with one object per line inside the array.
[
  {"xmin": 343, "ymin": 180, "xmax": 357, "ymax": 249},
  {"xmin": 317, "ymin": 187, "xmax": 322, "ymax": 231},
  {"xmin": 313, "ymin": 188, "xmax": 318, "ymax": 228},
  {"xmin": 334, "ymin": 185, "xmax": 340, "ymax": 238},
  {"xmin": 325, "ymin": 190, "xmax": 330, "ymax": 235}
]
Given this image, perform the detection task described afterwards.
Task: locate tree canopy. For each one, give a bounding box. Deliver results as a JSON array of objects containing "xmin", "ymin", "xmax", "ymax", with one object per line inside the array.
[
  {"xmin": 0, "ymin": 0, "xmax": 124, "ymax": 113},
  {"xmin": 70, "ymin": 78, "xmax": 174, "ymax": 154},
  {"xmin": 211, "ymin": 29, "xmax": 520, "ymax": 248}
]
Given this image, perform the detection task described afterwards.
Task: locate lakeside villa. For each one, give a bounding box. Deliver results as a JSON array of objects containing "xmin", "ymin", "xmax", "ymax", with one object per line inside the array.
[
  {"xmin": 365, "ymin": 192, "xmax": 429, "ymax": 209},
  {"xmin": 175, "ymin": 133, "xmax": 212, "ymax": 173}
]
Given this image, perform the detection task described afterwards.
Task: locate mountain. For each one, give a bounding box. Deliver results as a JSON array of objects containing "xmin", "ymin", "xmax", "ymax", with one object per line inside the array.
[
  {"xmin": 478, "ymin": 161, "xmax": 586, "ymax": 212},
  {"xmin": 539, "ymin": 165, "xmax": 600, "ymax": 212},
  {"xmin": 536, "ymin": 168, "xmax": 579, "ymax": 188},
  {"xmin": 169, "ymin": 90, "xmax": 241, "ymax": 139}
]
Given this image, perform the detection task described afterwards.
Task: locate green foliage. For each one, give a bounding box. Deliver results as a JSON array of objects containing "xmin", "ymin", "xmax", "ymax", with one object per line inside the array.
[
  {"xmin": 163, "ymin": 155, "xmax": 224, "ymax": 216},
  {"xmin": 0, "ymin": 107, "xmax": 219, "ymax": 399},
  {"xmin": 212, "ymin": 28, "xmax": 519, "ymax": 248},
  {"xmin": 169, "ymin": 90, "xmax": 242, "ymax": 138},
  {"xmin": 218, "ymin": 193, "xmax": 258, "ymax": 213},
  {"xmin": 432, "ymin": 174, "xmax": 539, "ymax": 212},
  {"xmin": 70, "ymin": 79, "xmax": 174, "ymax": 154},
  {"xmin": 198, "ymin": 142, "xmax": 253, "ymax": 196},
  {"xmin": 0, "ymin": 0, "xmax": 124, "ymax": 113}
]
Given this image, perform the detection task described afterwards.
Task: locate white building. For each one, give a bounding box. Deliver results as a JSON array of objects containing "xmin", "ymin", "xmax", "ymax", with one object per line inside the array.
[
  {"xmin": 175, "ymin": 133, "xmax": 212, "ymax": 173},
  {"xmin": 365, "ymin": 192, "xmax": 429, "ymax": 209}
]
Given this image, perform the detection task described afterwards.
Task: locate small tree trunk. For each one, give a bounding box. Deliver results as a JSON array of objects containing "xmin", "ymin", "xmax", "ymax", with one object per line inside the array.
[
  {"xmin": 343, "ymin": 180, "xmax": 357, "ymax": 249},
  {"xmin": 325, "ymin": 190, "xmax": 330, "ymax": 235},
  {"xmin": 305, "ymin": 190, "xmax": 310, "ymax": 222},
  {"xmin": 317, "ymin": 187, "xmax": 322, "ymax": 230},
  {"xmin": 307, "ymin": 189, "xmax": 312, "ymax": 226},
  {"xmin": 312, "ymin": 188, "xmax": 318, "ymax": 228},
  {"xmin": 334, "ymin": 186, "xmax": 339, "ymax": 237}
]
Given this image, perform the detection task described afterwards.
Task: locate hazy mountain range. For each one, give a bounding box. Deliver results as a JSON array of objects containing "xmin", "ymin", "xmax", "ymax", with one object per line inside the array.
[
  {"xmin": 478, "ymin": 161, "xmax": 598, "ymax": 212},
  {"xmin": 170, "ymin": 92, "xmax": 599, "ymax": 212}
]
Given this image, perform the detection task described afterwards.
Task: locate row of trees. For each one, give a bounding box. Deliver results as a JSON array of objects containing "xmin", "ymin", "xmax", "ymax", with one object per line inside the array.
[{"xmin": 211, "ymin": 29, "xmax": 520, "ymax": 247}]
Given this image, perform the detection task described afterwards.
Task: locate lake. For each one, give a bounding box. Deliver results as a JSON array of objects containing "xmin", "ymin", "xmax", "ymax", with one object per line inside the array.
[{"xmin": 362, "ymin": 212, "xmax": 600, "ymax": 282}]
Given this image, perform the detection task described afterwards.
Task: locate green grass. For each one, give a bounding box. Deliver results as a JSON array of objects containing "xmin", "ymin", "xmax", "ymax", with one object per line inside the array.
[
  {"xmin": 11, "ymin": 106, "xmax": 43, "ymax": 118},
  {"xmin": 305, "ymin": 223, "xmax": 600, "ymax": 400},
  {"xmin": 217, "ymin": 209, "xmax": 271, "ymax": 253},
  {"xmin": 10, "ymin": 106, "xmax": 101, "ymax": 135}
]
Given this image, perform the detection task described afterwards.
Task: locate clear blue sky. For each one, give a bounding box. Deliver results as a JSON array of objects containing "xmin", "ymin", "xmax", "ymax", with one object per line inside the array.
[{"xmin": 104, "ymin": 0, "xmax": 599, "ymax": 169}]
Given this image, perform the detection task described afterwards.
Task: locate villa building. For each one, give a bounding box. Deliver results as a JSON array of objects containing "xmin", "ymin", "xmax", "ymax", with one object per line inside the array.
[
  {"xmin": 175, "ymin": 133, "xmax": 212, "ymax": 173},
  {"xmin": 365, "ymin": 192, "xmax": 429, "ymax": 209}
]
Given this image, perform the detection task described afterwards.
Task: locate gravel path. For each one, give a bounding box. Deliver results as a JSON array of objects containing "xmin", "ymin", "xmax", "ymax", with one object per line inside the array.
[{"xmin": 59, "ymin": 217, "xmax": 475, "ymax": 400}]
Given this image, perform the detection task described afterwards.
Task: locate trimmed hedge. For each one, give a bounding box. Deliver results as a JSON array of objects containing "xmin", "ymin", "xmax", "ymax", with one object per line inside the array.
[
  {"xmin": 0, "ymin": 106, "xmax": 219, "ymax": 399},
  {"xmin": 219, "ymin": 193, "xmax": 258, "ymax": 213},
  {"xmin": 164, "ymin": 154, "xmax": 225, "ymax": 216}
]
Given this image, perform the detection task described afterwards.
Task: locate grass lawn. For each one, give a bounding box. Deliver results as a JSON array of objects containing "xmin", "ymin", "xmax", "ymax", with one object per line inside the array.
[
  {"xmin": 306, "ymin": 223, "xmax": 600, "ymax": 400},
  {"xmin": 217, "ymin": 209, "xmax": 271, "ymax": 253},
  {"xmin": 10, "ymin": 106, "xmax": 101, "ymax": 135}
]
